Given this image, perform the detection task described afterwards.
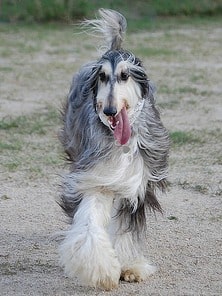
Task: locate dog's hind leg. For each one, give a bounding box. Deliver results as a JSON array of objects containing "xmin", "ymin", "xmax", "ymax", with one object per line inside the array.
[
  {"xmin": 109, "ymin": 200, "xmax": 156, "ymax": 283},
  {"xmin": 59, "ymin": 191, "xmax": 121, "ymax": 290}
]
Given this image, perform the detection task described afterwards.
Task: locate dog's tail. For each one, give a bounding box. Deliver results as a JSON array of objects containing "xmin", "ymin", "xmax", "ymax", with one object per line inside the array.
[{"xmin": 82, "ymin": 8, "xmax": 127, "ymax": 51}]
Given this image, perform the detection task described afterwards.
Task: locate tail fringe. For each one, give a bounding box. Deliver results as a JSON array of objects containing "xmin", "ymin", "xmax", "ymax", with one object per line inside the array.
[{"xmin": 82, "ymin": 8, "xmax": 127, "ymax": 51}]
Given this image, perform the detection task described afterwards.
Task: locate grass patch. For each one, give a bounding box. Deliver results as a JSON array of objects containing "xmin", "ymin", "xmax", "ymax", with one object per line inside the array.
[
  {"xmin": 159, "ymin": 86, "xmax": 211, "ymax": 101},
  {"xmin": 167, "ymin": 215, "xmax": 178, "ymax": 221},
  {"xmin": 0, "ymin": 140, "xmax": 22, "ymax": 151},
  {"xmin": 0, "ymin": 117, "xmax": 23, "ymax": 130},
  {"xmin": 177, "ymin": 86, "xmax": 199, "ymax": 95},
  {"xmin": 158, "ymin": 99, "xmax": 180, "ymax": 109},
  {"xmin": 0, "ymin": 106, "xmax": 62, "ymax": 176},
  {"xmin": 134, "ymin": 47, "xmax": 175, "ymax": 58},
  {"xmin": 0, "ymin": 66, "xmax": 13, "ymax": 72},
  {"xmin": 178, "ymin": 180, "xmax": 209, "ymax": 194},
  {"xmin": 1, "ymin": 194, "xmax": 11, "ymax": 200},
  {"xmin": 0, "ymin": 108, "xmax": 59, "ymax": 135},
  {"xmin": 158, "ymin": 85, "xmax": 175, "ymax": 95},
  {"xmin": 4, "ymin": 160, "xmax": 22, "ymax": 171},
  {"xmin": 210, "ymin": 214, "xmax": 222, "ymax": 222},
  {"xmin": 1, "ymin": 0, "xmax": 221, "ymax": 23},
  {"xmin": 190, "ymin": 74, "xmax": 205, "ymax": 83},
  {"xmin": 170, "ymin": 130, "xmax": 202, "ymax": 146}
]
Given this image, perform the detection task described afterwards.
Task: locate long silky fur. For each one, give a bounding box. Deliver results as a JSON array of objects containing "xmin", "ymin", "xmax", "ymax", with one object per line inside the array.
[
  {"xmin": 58, "ymin": 9, "xmax": 170, "ymax": 289},
  {"xmin": 59, "ymin": 9, "xmax": 169, "ymax": 231}
]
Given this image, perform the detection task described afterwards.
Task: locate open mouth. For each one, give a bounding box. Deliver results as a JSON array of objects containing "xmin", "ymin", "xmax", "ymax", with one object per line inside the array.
[
  {"xmin": 106, "ymin": 107, "xmax": 131, "ymax": 145},
  {"xmin": 108, "ymin": 116, "xmax": 119, "ymax": 130}
]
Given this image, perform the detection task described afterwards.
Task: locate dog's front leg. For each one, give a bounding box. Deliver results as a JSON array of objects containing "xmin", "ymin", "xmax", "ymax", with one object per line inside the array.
[
  {"xmin": 60, "ymin": 191, "xmax": 121, "ymax": 290},
  {"xmin": 110, "ymin": 199, "xmax": 156, "ymax": 283}
]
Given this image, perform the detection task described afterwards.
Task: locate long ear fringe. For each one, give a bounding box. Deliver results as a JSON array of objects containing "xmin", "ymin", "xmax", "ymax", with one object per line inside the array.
[{"xmin": 81, "ymin": 8, "xmax": 127, "ymax": 51}]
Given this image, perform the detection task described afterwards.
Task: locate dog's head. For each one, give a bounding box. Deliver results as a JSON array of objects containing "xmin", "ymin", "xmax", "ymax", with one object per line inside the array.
[{"xmin": 91, "ymin": 50, "xmax": 149, "ymax": 145}]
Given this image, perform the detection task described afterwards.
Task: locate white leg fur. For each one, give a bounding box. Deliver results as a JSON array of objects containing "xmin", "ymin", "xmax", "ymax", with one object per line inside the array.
[
  {"xmin": 109, "ymin": 200, "xmax": 156, "ymax": 283},
  {"xmin": 59, "ymin": 192, "xmax": 121, "ymax": 290}
]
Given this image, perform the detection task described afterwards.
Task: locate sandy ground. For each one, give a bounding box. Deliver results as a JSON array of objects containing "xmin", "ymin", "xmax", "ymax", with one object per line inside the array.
[{"xmin": 0, "ymin": 18, "xmax": 221, "ymax": 295}]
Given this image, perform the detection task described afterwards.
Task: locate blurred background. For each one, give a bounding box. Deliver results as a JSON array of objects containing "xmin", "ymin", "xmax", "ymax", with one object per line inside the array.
[{"xmin": 1, "ymin": 0, "xmax": 222, "ymax": 24}]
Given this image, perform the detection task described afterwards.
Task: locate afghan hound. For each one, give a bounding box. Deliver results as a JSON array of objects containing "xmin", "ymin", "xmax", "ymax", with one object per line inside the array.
[{"xmin": 59, "ymin": 9, "xmax": 169, "ymax": 290}]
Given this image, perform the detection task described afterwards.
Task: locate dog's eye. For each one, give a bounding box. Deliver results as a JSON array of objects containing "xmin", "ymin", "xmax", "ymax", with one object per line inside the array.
[
  {"xmin": 120, "ymin": 71, "xmax": 129, "ymax": 81},
  {"xmin": 99, "ymin": 72, "xmax": 107, "ymax": 82}
]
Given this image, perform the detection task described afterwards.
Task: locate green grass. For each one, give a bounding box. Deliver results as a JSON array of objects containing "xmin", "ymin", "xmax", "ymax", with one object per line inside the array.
[
  {"xmin": 167, "ymin": 215, "xmax": 178, "ymax": 221},
  {"xmin": 0, "ymin": 194, "xmax": 11, "ymax": 200},
  {"xmin": 4, "ymin": 161, "xmax": 21, "ymax": 171},
  {"xmin": 0, "ymin": 108, "xmax": 59, "ymax": 135},
  {"xmin": 0, "ymin": 107, "xmax": 62, "ymax": 175},
  {"xmin": 170, "ymin": 131, "xmax": 203, "ymax": 146},
  {"xmin": 178, "ymin": 180, "xmax": 209, "ymax": 194},
  {"xmin": 0, "ymin": 140, "xmax": 22, "ymax": 151},
  {"xmin": 134, "ymin": 47, "xmax": 175, "ymax": 58},
  {"xmin": 1, "ymin": 0, "xmax": 221, "ymax": 23},
  {"xmin": 158, "ymin": 99, "xmax": 180, "ymax": 109}
]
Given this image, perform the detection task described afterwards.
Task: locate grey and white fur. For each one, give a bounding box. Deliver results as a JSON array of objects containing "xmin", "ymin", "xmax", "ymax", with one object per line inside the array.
[{"xmin": 59, "ymin": 9, "xmax": 169, "ymax": 290}]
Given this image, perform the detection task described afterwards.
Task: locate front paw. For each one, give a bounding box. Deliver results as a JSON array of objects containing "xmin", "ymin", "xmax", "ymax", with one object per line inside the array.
[
  {"xmin": 120, "ymin": 269, "xmax": 142, "ymax": 282},
  {"xmin": 120, "ymin": 261, "xmax": 156, "ymax": 283},
  {"xmin": 60, "ymin": 230, "xmax": 121, "ymax": 290}
]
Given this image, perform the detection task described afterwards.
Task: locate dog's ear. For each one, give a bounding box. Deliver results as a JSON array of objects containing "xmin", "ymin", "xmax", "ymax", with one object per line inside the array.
[
  {"xmin": 89, "ymin": 65, "xmax": 102, "ymax": 112},
  {"xmin": 90, "ymin": 65, "xmax": 101, "ymax": 96},
  {"xmin": 138, "ymin": 72, "xmax": 149, "ymax": 99},
  {"xmin": 68, "ymin": 64, "xmax": 101, "ymax": 110},
  {"xmin": 129, "ymin": 62, "xmax": 149, "ymax": 98}
]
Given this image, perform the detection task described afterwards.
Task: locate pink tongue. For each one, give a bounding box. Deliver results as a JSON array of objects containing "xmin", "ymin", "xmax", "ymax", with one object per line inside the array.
[{"xmin": 114, "ymin": 107, "xmax": 131, "ymax": 145}]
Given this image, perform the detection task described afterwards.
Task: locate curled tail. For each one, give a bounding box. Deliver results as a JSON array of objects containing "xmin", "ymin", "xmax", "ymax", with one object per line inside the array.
[{"xmin": 82, "ymin": 8, "xmax": 127, "ymax": 51}]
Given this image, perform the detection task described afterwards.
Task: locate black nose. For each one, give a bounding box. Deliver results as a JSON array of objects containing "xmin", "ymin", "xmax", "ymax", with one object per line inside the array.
[{"xmin": 103, "ymin": 106, "xmax": 117, "ymax": 116}]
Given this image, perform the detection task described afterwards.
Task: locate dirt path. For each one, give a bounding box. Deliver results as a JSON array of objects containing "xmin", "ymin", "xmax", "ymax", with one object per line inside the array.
[{"xmin": 0, "ymin": 19, "xmax": 221, "ymax": 295}]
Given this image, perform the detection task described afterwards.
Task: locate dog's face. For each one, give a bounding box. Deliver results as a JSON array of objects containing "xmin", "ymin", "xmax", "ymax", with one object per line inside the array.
[{"xmin": 93, "ymin": 51, "xmax": 148, "ymax": 145}]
